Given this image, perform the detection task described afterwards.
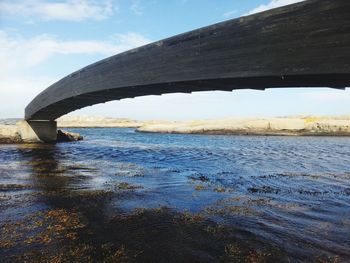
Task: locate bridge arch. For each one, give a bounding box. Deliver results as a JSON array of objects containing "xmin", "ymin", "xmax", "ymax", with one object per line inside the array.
[{"xmin": 25, "ymin": 0, "xmax": 350, "ymax": 121}]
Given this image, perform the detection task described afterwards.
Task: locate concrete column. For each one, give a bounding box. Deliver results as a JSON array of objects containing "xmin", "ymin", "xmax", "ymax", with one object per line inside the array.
[{"xmin": 18, "ymin": 120, "xmax": 57, "ymax": 143}]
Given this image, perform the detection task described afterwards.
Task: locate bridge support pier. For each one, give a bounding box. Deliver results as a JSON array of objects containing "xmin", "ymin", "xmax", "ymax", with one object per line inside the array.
[{"xmin": 18, "ymin": 120, "xmax": 57, "ymax": 143}]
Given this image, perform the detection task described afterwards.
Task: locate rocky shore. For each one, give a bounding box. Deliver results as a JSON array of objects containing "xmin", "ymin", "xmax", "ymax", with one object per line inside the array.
[
  {"xmin": 0, "ymin": 123, "xmax": 82, "ymax": 144},
  {"xmin": 0, "ymin": 125, "xmax": 22, "ymax": 143},
  {"xmin": 57, "ymin": 115, "xmax": 350, "ymax": 136},
  {"xmin": 57, "ymin": 116, "xmax": 169, "ymax": 128},
  {"xmin": 136, "ymin": 116, "xmax": 350, "ymax": 136},
  {"xmin": 1, "ymin": 115, "xmax": 350, "ymax": 144}
]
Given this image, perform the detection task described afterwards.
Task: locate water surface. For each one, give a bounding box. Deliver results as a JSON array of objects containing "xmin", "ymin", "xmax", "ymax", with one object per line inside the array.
[{"xmin": 1, "ymin": 128, "xmax": 349, "ymax": 262}]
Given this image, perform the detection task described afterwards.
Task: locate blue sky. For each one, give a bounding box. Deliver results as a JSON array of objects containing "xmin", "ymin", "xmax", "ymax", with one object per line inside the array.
[{"xmin": 0, "ymin": 0, "xmax": 349, "ymax": 120}]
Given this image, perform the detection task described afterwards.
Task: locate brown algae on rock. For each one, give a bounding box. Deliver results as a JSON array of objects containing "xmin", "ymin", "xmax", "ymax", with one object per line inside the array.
[{"xmin": 116, "ymin": 182, "xmax": 143, "ymax": 190}]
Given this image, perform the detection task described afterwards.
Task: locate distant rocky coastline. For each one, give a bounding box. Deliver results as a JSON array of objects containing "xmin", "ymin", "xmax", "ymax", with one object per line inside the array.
[
  {"xmin": 1, "ymin": 115, "xmax": 350, "ymax": 144},
  {"xmin": 136, "ymin": 116, "xmax": 350, "ymax": 136},
  {"xmin": 57, "ymin": 115, "xmax": 350, "ymax": 136},
  {"xmin": 57, "ymin": 116, "xmax": 169, "ymax": 128}
]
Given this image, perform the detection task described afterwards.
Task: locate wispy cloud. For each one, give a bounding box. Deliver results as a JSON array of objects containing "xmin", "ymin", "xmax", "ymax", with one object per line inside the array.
[
  {"xmin": 0, "ymin": 30, "xmax": 151, "ymax": 75},
  {"xmin": 0, "ymin": 0, "xmax": 117, "ymax": 22},
  {"xmin": 246, "ymin": 0, "xmax": 305, "ymax": 15},
  {"xmin": 130, "ymin": 0, "xmax": 143, "ymax": 16},
  {"xmin": 0, "ymin": 30, "xmax": 152, "ymax": 116},
  {"xmin": 223, "ymin": 10, "xmax": 237, "ymax": 18}
]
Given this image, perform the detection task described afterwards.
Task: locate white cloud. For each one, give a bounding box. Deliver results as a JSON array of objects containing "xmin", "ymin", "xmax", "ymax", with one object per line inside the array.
[
  {"xmin": 246, "ymin": 0, "xmax": 305, "ymax": 15},
  {"xmin": 223, "ymin": 10, "xmax": 237, "ymax": 18},
  {"xmin": 0, "ymin": 30, "xmax": 152, "ymax": 117},
  {"xmin": 0, "ymin": 30, "xmax": 151, "ymax": 76},
  {"xmin": 0, "ymin": 0, "xmax": 116, "ymax": 22},
  {"xmin": 130, "ymin": 0, "xmax": 143, "ymax": 16},
  {"xmin": 115, "ymin": 32, "xmax": 151, "ymax": 47}
]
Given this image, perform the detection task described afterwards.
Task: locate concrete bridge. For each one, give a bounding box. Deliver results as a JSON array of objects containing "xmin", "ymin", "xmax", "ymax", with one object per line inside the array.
[{"xmin": 23, "ymin": 0, "xmax": 350, "ymax": 142}]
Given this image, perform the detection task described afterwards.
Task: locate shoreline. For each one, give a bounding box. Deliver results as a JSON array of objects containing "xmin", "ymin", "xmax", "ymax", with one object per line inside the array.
[
  {"xmin": 0, "ymin": 123, "xmax": 83, "ymax": 144},
  {"xmin": 135, "ymin": 129, "xmax": 350, "ymax": 137},
  {"xmin": 58, "ymin": 115, "xmax": 350, "ymax": 137},
  {"xmin": 1, "ymin": 115, "xmax": 350, "ymax": 143}
]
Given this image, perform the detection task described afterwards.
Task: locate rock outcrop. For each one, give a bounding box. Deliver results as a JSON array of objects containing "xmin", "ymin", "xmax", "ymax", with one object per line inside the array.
[
  {"xmin": 136, "ymin": 116, "xmax": 350, "ymax": 136},
  {"xmin": 57, "ymin": 115, "xmax": 350, "ymax": 136},
  {"xmin": 0, "ymin": 125, "xmax": 22, "ymax": 143},
  {"xmin": 1, "ymin": 116, "xmax": 350, "ymax": 144},
  {"xmin": 57, "ymin": 116, "xmax": 171, "ymax": 128},
  {"xmin": 57, "ymin": 130, "xmax": 83, "ymax": 142},
  {"xmin": 0, "ymin": 123, "xmax": 83, "ymax": 144}
]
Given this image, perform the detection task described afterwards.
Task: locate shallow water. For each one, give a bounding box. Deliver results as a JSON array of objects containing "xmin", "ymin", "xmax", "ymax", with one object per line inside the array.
[{"xmin": 0, "ymin": 128, "xmax": 349, "ymax": 262}]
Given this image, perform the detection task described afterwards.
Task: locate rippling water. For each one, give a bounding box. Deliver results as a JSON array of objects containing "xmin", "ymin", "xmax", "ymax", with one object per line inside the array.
[{"xmin": 1, "ymin": 128, "xmax": 349, "ymax": 262}]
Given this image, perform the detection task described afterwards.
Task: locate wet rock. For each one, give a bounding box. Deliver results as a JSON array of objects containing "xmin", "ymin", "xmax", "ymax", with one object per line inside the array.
[
  {"xmin": 0, "ymin": 124, "xmax": 83, "ymax": 144},
  {"xmin": 57, "ymin": 129, "xmax": 83, "ymax": 142},
  {"xmin": 195, "ymin": 185, "xmax": 206, "ymax": 191},
  {"xmin": 214, "ymin": 187, "xmax": 227, "ymax": 193},
  {"xmin": 188, "ymin": 174, "xmax": 210, "ymax": 182},
  {"xmin": 248, "ymin": 186, "xmax": 280, "ymax": 194},
  {"xmin": 0, "ymin": 136, "xmax": 23, "ymax": 144},
  {"xmin": 116, "ymin": 182, "xmax": 143, "ymax": 190},
  {"xmin": 0, "ymin": 125, "xmax": 23, "ymax": 143}
]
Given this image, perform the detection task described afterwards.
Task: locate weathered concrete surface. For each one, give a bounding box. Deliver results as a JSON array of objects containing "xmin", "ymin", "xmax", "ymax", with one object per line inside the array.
[
  {"xmin": 18, "ymin": 121, "xmax": 57, "ymax": 143},
  {"xmin": 25, "ymin": 0, "xmax": 350, "ymax": 121}
]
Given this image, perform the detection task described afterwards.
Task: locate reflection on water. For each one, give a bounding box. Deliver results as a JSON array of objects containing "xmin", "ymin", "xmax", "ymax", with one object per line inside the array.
[{"xmin": 0, "ymin": 128, "xmax": 350, "ymax": 262}]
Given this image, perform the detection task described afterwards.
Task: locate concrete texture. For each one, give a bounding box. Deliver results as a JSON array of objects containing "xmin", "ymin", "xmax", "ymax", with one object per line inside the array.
[
  {"xmin": 18, "ymin": 121, "xmax": 57, "ymax": 142},
  {"xmin": 0, "ymin": 122, "xmax": 83, "ymax": 143},
  {"xmin": 25, "ymin": 0, "xmax": 350, "ymax": 121}
]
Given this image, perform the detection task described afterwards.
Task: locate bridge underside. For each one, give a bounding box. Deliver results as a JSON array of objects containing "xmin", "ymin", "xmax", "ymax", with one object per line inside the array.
[
  {"xmin": 28, "ymin": 74, "xmax": 349, "ymax": 120},
  {"xmin": 25, "ymin": 0, "xmax": 350, "ymax": 121}
]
